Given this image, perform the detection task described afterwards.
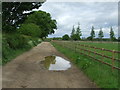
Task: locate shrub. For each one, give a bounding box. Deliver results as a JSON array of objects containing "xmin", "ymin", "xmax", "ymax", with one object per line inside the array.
[
  {"xmin": 2, "ymin": 38, "xmax": 11, "ymax": 61},
  {"xmin": 62, "ymin": 34, "xmax": 69, "ymax": 40},
  {"xmin": 18, "ymin": 23, "xmax": 42, "ymax": 38},
  {"xmin": 52, "ymin": 37, "xmax": 62, "ymax": 40},
  {"xmin": 29, "ymin": 37, "xmax": 42, "ymax": 46},
  {"xmin": 6, "ymin": 34, "xmax": 29, "ymax": 49}
]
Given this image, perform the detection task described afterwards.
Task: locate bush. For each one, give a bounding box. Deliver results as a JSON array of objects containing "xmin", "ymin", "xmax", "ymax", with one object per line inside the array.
[
  {"xmin": 53, "ymin": 37, "xmax": 62, "ymax": 40},
  {"xmin": 87, "ymin": 36, "xmax": 92, "ymax": 40},
  {"xmin": 28, "ymin": 37, "xmax": 42, "ymax": 46},
  {"xmin": 43, "ymin": 38, "xmax": 52, "ymax": 42},
  {"xmin": 62, "ymin": 34, "xmax": 69, "ymax": 40},
  {"xmin": 2, "ymin": 38, "xmax": 12, "ymax": 63},
  {"xmin": 6, "ymin": 34, "xmax": 29, "ymax": 49},
  {"xmin": 118, "ymin": 37, "xmax": 120, "ymax": 42},
  {"xmin": 18, "ymin": 23, "xmax": 42, "ymax": 38},
  {"xmin": 2, "ymin": 33, "xmax": 42, "ymax": 65}
]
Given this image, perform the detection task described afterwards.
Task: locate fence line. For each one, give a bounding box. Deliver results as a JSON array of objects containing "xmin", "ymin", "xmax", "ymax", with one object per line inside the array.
[
  {"xmin": 52, "ymin": 41, "xmax": 120, "ymax": 71},
  {"xmin": 78, "ymin": 44, "xmax": 120, "ymax": 53}
]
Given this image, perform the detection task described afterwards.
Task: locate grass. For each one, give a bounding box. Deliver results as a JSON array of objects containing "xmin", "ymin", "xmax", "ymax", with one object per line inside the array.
[
  {"xmin": 55, "ymin": 41, "xmax": 119, "ymax": 68},
  {"xmin": 51, "ymin": 41, "xmax": 119, "ymax": 88},
  {"xmin": 2, "ymin": 33, "xmax": 42, "ymax": 65},
  {"xmin": 77, "ymin": 41, "xmax": 119, "ymax": 51},
  {"xmin": 0, "ymin": 32, "xmax": 1, "ymax": 65},
  {"xmin": 79, "ymin": 42, "xmax": 119, "ymax": 68},
  {"xmin": 2, "ymin": 47, "xmax": 31, "ymax": 65}
]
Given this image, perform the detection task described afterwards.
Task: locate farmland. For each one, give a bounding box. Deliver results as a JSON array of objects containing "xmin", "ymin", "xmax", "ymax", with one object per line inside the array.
[{"xmin": 51, "ymin": 41, "xmax": 120, "ymax": 88}]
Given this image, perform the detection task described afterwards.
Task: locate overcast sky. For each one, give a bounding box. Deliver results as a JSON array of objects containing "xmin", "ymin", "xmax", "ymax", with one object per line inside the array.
[{"xmin": 36, "ymin": 1, "xmax": 118, "ymax": 38}]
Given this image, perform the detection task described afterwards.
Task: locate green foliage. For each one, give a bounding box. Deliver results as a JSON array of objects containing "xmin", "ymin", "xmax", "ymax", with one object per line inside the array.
[
  {"xmin": 52, "ymin": 37, "xmax": 62, "ymax": 40},
  {"xmin": 30, "ymin": 38, "xmax": 42, "ymax": 46},
  {"xmin": 118, "ymin": 37, "xmax": 120, "ymax": 42},
  {"xmin": 71, "ymin": 25, "xmax": 75, "ymax": 37},
  {"xmin": 25, "ymin": 11, "xmax": 57, "ymax": 38},
  {"xmin": 43, "ymin": 38, "xmax": 52, "ymax": 42},
  {"xmin": 76, "ymin": 23, "xmax": 82, "ymax": 38},
  {"xmin": 18, "ymin": 23, "xmax": 41, "ymax": 37},
  {"xmin": 71, "ymin": 23, "xmax": 82, "ymax": 40},
  {"xmin": 87, "ymin": 36, "xmax": 92, "ymax": 40},
  {"xmin": 2, "ymin": 35, "xmax": 30, "ymax": 65},
  {"xmin": 71, "ymin": 34, "xmax": 80, "ymax": 41},
  {"xmin": 51, "ymin": 42, "xmax": 119, "ymax": 88},
  {"xmin": 90, "ymin": 26, "xmax": 95, "ymax": 40},
  {"xmin": 6, "ymin": 34, "xmax": 29, "ymax": 49},
  {"xmin": 110, "ymin": 27, "xmax": 116, "ymax": 41},
  {"xmin": 2, "ymin": 2, "xmax": 44, "ymax": 32},
  {"xmin": 2, "ymin": 34, "xmax": 42, "ymax": 65},
  {"xmin": 62, "ymin": 34, "xmax": 70, "ymax": 40},
  {"xmin": 98, "ymin": 28, "xmax": 104, "ymax": 40}
]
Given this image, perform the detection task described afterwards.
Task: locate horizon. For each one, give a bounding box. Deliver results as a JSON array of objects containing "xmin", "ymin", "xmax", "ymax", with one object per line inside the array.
[{"xmin": 36, "ymin": 2, "xmax": 118, "ymax": 38}]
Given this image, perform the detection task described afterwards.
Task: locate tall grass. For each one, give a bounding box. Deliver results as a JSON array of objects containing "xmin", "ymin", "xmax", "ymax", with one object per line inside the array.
[{"xmin": 2, "ymin": 33, "xmax": 42, "ymax": 65}]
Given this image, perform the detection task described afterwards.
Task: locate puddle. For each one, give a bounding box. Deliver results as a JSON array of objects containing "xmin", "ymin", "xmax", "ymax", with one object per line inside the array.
[{"xmin": 41, "ymin": 55, "xmax": 71, "ymax": 71}]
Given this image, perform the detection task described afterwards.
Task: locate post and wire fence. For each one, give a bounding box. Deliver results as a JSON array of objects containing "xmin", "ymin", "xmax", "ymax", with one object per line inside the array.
[{"xmin": 52, "ymin": 41, "xmax": 120, "ymax": 71}]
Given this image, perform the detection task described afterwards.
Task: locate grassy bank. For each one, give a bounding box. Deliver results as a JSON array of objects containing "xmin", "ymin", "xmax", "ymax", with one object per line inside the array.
[
  {"xmin": 51, "ymin": 41, "xmax": 119, "ymax": 88},
  {"xmin": 2, "ymin": 33, "xmax": 42, "ymax": 65},
  {"xmin": 2, "ymin": 46, "xmax": 31, "ymax": 65}
]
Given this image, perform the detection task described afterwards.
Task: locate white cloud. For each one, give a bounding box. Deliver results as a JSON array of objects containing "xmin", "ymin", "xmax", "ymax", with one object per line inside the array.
[{"xmin": 39, "ymin": 2, "xmax": 118, "ymax": 38}]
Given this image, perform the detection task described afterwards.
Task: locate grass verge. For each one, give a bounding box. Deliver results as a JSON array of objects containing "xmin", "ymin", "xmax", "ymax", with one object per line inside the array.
[
  {"xmin": 2, "ymin": 47, "xmax": 31, "ymax": 65},
  {"xmin": 2, "ymin": 33, "xmax": 42, "ymax": 65},
  {"xmin": 51, "ymin": 42, "xmax": 119, "ymax": 88}
]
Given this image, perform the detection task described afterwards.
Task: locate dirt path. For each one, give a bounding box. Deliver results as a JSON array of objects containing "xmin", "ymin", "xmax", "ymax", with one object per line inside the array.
[{"xmin": 3, "ymin": 42, "xmax": 97, "ymax": 88}]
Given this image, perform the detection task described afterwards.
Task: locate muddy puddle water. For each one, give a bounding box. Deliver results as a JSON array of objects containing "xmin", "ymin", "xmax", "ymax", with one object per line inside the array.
[{"xmin": 41, "ymin": 55, "xmax": 71, "ymax": 71}]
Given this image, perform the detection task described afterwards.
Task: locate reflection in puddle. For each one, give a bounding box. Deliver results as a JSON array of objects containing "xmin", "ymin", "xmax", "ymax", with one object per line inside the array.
[{"xmin": 41, "ymin": 55, "xmax": 71, "ymax": 71}]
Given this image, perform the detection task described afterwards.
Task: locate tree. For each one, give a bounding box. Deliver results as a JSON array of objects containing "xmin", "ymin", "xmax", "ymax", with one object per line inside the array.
[
  {"xmin": 87, "ymin": 36, "xmax": 92, "ymax": 40},
  {"xmin": 118, "ymin": 37, "xmax": 120, "ymax": 42},
  {"xmin": 71, "ymin": 25, "xmax": 75, "ymax": 37},
  {"xmin": 24, "ymin": 11, "xmax": 57, "ymax": 38},
  {"xmin": 62, "ymin": 34, "xmax": 70, "ymax": 40},
  {"xmin": 90, "ymin": 26, "xmax": 95, "ymax": 40},
  {"xmin": 98, "ymin": 28, "xmax": 104, "ymax": 40},
  {"xmin": 76, "ymin": 23, "xmax": 82, "ymax": 39},
  {"xmin": 71, "ymin": 34, "xmax": 80, "ymax": 41},
  {"xmin": 2, "ymin": 2, "xmax": 45, "ymax": 33},
  {"xmin": 18, "ymin": 23, "xmax": 41, "ymax": 37},
  {"xmin": 110, "ymin": 27, "xmax": 116, "ymax": 41}
]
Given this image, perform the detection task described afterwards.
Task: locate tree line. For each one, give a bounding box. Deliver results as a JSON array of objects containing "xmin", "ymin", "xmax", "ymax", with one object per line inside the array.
[{"xmin": 62, "ymin": 23, "xmax": 119, "ymax": 41}]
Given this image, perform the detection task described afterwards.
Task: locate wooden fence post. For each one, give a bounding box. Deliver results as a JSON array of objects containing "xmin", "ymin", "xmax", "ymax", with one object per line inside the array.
[
  {"xmin": 112, "ymin": 50, "xmax": 115, "ymax": 72},
  {"xmin": 102, "ymin": 48, "xmax": 104, "ymax": 63}
]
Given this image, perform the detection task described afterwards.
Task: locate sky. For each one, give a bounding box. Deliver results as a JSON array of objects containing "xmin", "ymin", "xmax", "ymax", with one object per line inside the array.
[{"xmin": 34, "ymin": 1, "xmax": 118, "ymax": 38}]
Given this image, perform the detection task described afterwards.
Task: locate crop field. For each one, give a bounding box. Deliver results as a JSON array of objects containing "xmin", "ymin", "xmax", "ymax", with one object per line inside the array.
[{"xmin": 51, "ymin": 41, "xmax": 120, "ymax": 88}]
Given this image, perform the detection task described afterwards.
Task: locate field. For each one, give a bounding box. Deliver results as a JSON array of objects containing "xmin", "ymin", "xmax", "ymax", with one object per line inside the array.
[{"xmin": 51, "ymin": 41, "xmax": 120, "ymax": 88}]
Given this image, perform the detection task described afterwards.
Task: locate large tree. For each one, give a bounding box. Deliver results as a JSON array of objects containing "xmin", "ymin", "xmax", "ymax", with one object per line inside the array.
[
  {"xmin": 90, "ymin": 26, "xmax": 95, "ymax": 40},
  {"xmin": 98, "ymin": 28, "xmax": 104, "ymax": 40},
  {"xmin": 2, "ymin": 2, "xmax": 45, "ymax": 33},
  {"xmin": 23, "ymin": 11, "xmax": 57, "ymax": 38}
]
